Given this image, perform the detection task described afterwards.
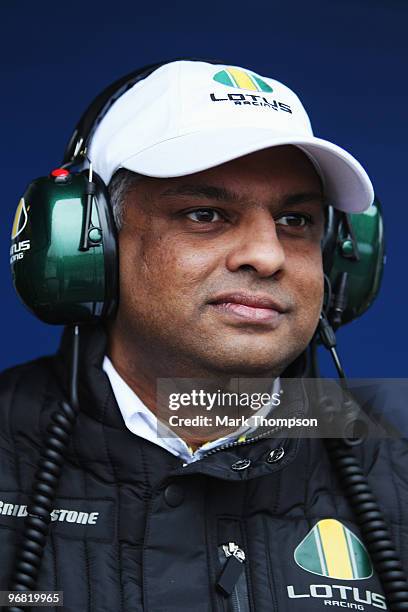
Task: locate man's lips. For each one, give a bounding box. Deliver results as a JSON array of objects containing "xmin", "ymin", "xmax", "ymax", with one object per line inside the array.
[{"xmin": 208, "ymin": 292, "xmax": 288, "ymax": 325}]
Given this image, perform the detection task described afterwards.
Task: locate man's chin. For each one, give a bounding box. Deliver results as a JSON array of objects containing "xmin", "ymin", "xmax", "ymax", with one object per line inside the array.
[
  {"xmin": 196, "ymin": 316, "xmax": 312, "ymax": 375},
  {"xmin": 193, "ymin": 345, "xmax": 302, "ymax": 378}
]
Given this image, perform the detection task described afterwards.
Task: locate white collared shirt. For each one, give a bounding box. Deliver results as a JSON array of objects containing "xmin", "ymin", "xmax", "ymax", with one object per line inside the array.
[{"xmin": 103, "ymin": 356, "xmax": 280, "ymax": 464}]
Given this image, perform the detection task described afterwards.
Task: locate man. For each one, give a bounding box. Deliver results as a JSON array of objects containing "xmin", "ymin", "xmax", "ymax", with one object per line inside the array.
[{"xmin": 1, "ymin": 60, "xmax": 407, "ymax": 612}]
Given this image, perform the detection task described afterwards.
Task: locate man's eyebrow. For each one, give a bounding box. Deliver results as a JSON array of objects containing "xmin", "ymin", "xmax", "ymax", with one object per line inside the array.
[
  {"xmin": 160, "ymin": 184, "xmax": 326, "ymax": 206},
  {"xmin": 282, "ymin": 192, "xmax": 326, "ymax": 206}
]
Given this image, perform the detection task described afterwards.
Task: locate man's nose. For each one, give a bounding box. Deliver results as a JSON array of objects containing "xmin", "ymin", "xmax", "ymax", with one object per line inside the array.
[{"xmin": 225, "ymin": 212, "xmax": 285, "ymax": 278}]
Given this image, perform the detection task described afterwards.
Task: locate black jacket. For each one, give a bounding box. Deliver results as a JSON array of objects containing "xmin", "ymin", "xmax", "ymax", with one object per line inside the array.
[{"xmin": 0, "ymin": 326, "xmax": 407, "ymax": 612}]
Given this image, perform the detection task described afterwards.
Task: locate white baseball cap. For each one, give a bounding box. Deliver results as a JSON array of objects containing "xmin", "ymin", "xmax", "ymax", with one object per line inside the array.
[{"xmin": 88, "ymin": 60, "xmax": 374, "ymax": 213}]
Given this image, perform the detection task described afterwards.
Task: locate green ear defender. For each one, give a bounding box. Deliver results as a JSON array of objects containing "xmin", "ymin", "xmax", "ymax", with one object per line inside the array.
[
  {"xmin": 10, "ymin": 61, "xmax": 167, "ymax": 325},
  {"xmin": 10, "ymin": 170, "xmax": 117, "ymax": 324},
  {"xmin": 9, "ymin": 61, "xmax": 386, "ymax": 327},
  {"xmin": 326, "ymin": 197, "xmax": 385, "ymax": 328}
]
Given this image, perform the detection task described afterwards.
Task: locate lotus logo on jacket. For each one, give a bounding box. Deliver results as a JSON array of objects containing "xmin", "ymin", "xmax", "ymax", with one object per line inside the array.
[{"xmin": 287, "ymin": 519, "xmax": 387, "ymax": 610}]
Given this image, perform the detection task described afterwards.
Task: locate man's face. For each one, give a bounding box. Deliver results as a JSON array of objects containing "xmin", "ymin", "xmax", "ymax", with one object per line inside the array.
[{"xmin": 111, "ymin": 145, "xmax": 325, "ymax": 377}]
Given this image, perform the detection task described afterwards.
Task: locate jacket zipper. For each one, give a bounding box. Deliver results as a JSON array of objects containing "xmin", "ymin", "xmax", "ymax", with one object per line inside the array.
[
  {"xmin": 204, "ymin": 416, "xmax": 302, "ymax": 610},
  {"xmin": 208, "ymin": 422, "xmax": 303, "ymax": 610},
  {"xmin": 217, "ymin": 542, "xmax": 250, "ymax": 612}
]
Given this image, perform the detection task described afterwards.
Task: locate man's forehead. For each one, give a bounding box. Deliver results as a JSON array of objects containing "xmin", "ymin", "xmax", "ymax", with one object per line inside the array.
[
  {"xmin": 159, "ymin": 183, "xmax": 325, "ymax": 209},
  {"xmin": 155, "ymin": 145, "xmax": 324, "ymax": 199}
]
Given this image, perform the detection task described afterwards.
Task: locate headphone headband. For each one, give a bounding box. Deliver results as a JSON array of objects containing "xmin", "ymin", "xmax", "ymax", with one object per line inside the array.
[{"xmin": 63, "ymin": 62, "xmax": 165, "ymax": 164}]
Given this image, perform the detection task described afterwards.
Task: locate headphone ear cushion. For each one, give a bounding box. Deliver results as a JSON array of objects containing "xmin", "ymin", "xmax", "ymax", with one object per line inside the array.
[
  {"xmin": 322, "ymin": 206, "xmax": 341, "ymax": 276},
  {"xmin": 10, "ymin": 171, "xmax": 118, "ymax": 325},
  {"xmin": 321, "ymin": 206, "xmax": 340, "ymax": 317}
]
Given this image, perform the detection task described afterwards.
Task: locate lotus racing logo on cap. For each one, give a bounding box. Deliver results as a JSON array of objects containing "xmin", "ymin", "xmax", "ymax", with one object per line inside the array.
[
  {"xmin": 286, "ymin": 519, "xmax": 387, "ymax": 610},
  {"xmin": 10, "ymin": 197, "xmax": 31, "ymax": 264},
  {"xmin": 213, "ymin": 67, "xmax": 273, "ymax": 92},
  {"xmin": 210, "ymin": 66, "xmax": 292, "ymax": 112}
]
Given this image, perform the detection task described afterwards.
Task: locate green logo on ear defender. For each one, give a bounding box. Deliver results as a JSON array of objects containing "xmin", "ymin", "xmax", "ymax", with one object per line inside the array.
[
  {"xmin": 294, "ymin": 519, "xmax": 373, "ymax": 580},
  {"xmin": 213, "ymin": 67, "xmax": 273, "ymax": 92}
]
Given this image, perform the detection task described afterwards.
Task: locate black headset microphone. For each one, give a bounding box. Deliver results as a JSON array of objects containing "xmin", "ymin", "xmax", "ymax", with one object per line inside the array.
[{"xmin": 7, "ymin": 59, "xmax": 408, "ymax": 611}]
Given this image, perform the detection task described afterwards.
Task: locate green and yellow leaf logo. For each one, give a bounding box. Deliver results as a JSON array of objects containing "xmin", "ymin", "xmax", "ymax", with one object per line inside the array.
[
  {"xmin": 213, "ymin": 67, "xmax": 273, "ymax": 92},
  {"xmin": 294, "ymin": 519, "xmax": 373, "ymax": 580},
  {"xmin": 11, "ymin": 198, "xmax": 29, "ymax": 240}
]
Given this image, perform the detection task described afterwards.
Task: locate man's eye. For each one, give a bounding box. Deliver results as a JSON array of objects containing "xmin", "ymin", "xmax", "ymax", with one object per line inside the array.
[
  {"xmin": 275, "ymin": 213, "xmax": 312, "ymax": 228},
  {"xmin": 185, "ymin": 209, "xmax": 224, "ymax": 223}
]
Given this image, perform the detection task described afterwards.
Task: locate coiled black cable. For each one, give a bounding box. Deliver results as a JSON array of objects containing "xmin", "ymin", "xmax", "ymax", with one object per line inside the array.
[
  {"xmin": 8, "ymin": 326, "xmax": 81, "ymax": 612},
  {"xmin": 326, "ymin": 439, "xmax": 408, "ymax": 611},
  {"xmin": 315, "ymin": 317, "xmax": 408, "ymax": 611}
]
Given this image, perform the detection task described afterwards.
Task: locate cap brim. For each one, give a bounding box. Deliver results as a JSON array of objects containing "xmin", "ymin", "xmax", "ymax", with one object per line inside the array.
[{"xmin": 119, "ymin": 127, "xmax": 374, "ymax": 213}]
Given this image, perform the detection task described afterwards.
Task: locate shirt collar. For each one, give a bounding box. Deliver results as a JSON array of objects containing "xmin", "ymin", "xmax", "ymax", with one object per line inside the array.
[{"xmin": 102, "ymin": 355, "xmax": 280, "ymax": 464}]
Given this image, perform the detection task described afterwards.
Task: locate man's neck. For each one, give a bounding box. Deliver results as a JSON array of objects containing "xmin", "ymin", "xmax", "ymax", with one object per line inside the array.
[{"xmin": 106, "ymin": 334, "xmax": 278, "ymax": 449}]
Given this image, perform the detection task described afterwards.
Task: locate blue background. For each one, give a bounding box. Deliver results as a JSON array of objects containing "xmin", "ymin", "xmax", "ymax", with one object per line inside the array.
[{"xmin": 1, "ymin": 0, "xmax": 407, "ymax": 377}]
